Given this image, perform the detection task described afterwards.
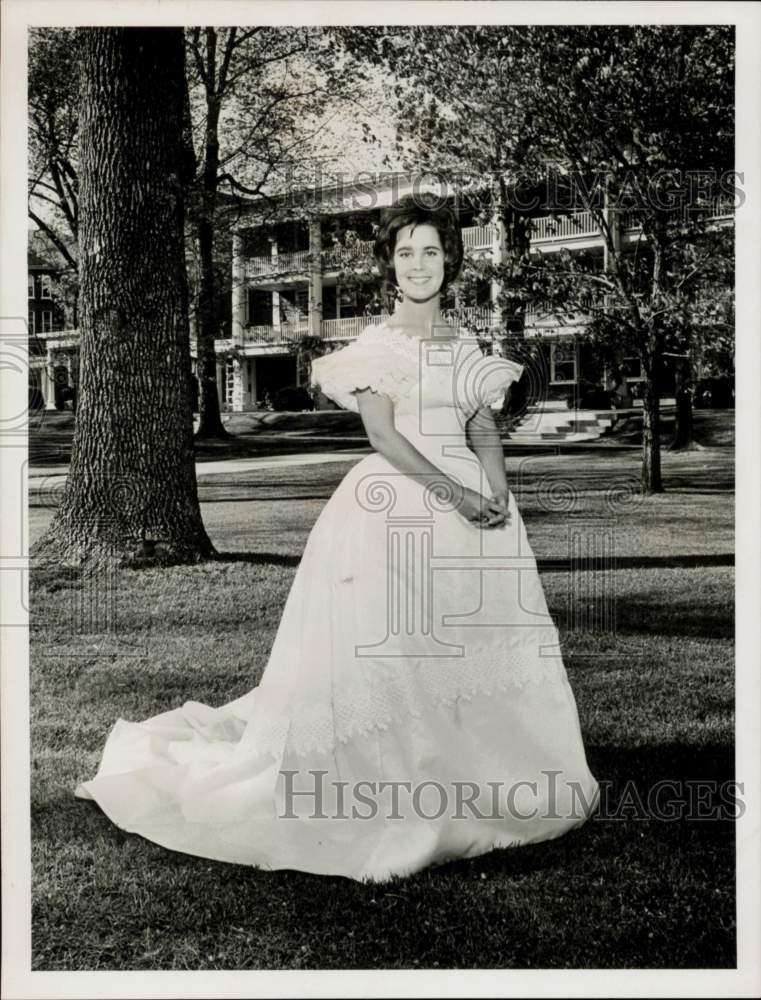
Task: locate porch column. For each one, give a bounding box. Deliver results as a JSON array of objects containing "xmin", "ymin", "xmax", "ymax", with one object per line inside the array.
[
  {"xmin": 248, "ymin": 358, "xmax": 257, "ymax": 406},
  {"xmin": 231, "ymin": 358, "xmax": 243, "ymax": 412},
  {"xmin": 272, "ymin": 291, "xmax": 281, "ymax": 332},
  {"xmin": 42, "ymin": 348, "xmax": 56, "ymax": 410},
  {"xmin": 308, "ymin": 217, "xmax": 323, "ymax": 337},
  {"xmin": 490, "ymin": 213, "xmax": 505, "ymax": 331},
  {"xmin": 216, "ymin": 360, "xmax": 226, "ymax": 409},
  {"xmin": 232, "ymin": 232, "xmax": 246, "ymax": 346},
  {"xmin": 189, "ymin": 302, "xmax": 197, "ymax": 347}
]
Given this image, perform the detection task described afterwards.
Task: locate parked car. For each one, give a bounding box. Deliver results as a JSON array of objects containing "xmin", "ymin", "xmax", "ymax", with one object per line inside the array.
[
  {"xmin": 271, "ymin": 386, "xmax": 315, "ymax": 412},
  {"xmin": 566, "ymin": 380, "xmax": 613, "ymax": 410},
  {"xmin": 694, "ymin": 376, "xmax": 734, "ymax": 409}
]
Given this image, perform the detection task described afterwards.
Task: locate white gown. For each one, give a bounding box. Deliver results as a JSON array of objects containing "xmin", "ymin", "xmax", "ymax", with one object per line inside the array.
[{"xmin": 76, "ymin": 323, "xmax": 599, "ymax": 883}]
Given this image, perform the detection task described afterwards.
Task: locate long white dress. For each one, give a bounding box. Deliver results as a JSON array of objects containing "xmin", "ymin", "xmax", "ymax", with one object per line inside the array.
[{"xmin": 76, "ymin": 323, "xmax": 599, "ymax": 883}]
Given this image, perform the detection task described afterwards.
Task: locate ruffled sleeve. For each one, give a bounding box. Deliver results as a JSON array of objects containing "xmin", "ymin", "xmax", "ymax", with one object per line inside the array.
[
  {"xmin": 309, "ymin": 328, "xmax": 417, "ymax": 413},
  {"xmin": 478, "ymin": 356, "xmax": 524, "ymax": 408},
  {"xmin": 457, "ymin": 345, "xmax": 524, "ymax": 416}
]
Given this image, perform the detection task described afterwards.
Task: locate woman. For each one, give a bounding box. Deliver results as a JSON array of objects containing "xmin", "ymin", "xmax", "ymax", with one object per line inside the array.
[{"xmin": 76, "ymin": 194, "xmax": 599, "ymax": 882}]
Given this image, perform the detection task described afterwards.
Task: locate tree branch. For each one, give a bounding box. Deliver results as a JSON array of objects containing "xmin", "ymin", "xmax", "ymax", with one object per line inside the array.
[
  {"xmin": 217, "ymin": 27, "xmax": 238, "ymax": 97},
  {"xmin": 28, "ymin": 210, "xmax": 77, "ymax": 269}
]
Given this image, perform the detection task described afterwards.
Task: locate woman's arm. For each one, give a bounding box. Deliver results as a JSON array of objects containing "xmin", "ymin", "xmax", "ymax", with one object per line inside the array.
[
  {"xmin": 354, "ymin": 389, "xmax": 507, "ymax": 527},
  {"xmin": 466, "ymin": 405, "xmax": 509, "ymax": 495},
  {"xmin": 465, "ymin": 406, "xmax": 511, "ymax": 526}
]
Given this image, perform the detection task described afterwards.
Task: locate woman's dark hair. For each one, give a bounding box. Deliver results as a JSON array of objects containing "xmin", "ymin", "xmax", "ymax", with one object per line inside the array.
[{"xmin": 373, "ymin": 192, "xmax": 464, "ymax": 293}]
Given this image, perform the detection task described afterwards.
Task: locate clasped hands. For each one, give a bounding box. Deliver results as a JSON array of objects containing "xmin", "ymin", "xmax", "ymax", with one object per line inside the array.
[{"xmin": 455, "ymin": 485, "xmax": 511, "ymax": 529}]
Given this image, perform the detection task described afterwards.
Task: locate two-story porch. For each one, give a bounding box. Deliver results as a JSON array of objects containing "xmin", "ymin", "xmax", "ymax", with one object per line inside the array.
[{"xmin": 217, "ymin": 194, "xmax": 732, "ymax": 412}]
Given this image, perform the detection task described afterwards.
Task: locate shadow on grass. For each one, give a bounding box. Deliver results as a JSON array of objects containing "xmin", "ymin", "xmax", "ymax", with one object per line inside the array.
[
  {"xmin": 212, "ymin": 551, "xmax": 302, "ymax": 568},
  {"xmin": 538, "ymin": 553, "xmax": 734, "ymax": 571},
  {"xmin": 199, "ymin": 493, "xmax": 335, "ymax": 503},
  {"xmin": 612, "ymin": 599, "xmax": 730, "ymax": 639}
]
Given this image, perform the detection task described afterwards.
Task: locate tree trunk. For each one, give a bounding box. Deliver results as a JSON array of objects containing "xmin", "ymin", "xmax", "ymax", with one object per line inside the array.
[
  {"xmin": 641, "ymin": 375, "xmax": 664, "ymax": 494},
  {"xmin": 32, "ymin": 27, "xmax": 215, "ymax": 568},
  {"xmin": 194, "ymin": 35, "xmax": 228, "ymax": 439},
  {"xmin": 194, "ymin": 199, "xmax": 229, "ymax": 438},
  {"xmin": 670, "ymin": 355, "xmax": 701, "ymax": 451}
]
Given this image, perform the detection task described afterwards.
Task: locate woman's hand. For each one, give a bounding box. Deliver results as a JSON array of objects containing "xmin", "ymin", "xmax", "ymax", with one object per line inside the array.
[
  {"xmin": 455, "ymin": 486, "xmax": 511, "ymax": 529},
  {"xmin": 486, "ymin": 489, "xmax": 510, "ymax": 528}
]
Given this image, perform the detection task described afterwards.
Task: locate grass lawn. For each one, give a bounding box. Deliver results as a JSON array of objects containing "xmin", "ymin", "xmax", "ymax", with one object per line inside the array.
[
  {"xmin": 27, "ymin": 406, "xmax": 735, "ymax": 467},
  {"xmin": 29, "ymin": 444, "xmax": 735, "ymax": 970}
]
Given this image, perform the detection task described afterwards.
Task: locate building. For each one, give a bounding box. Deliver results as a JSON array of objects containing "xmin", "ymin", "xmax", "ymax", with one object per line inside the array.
[
  {"xmin": 217, "ymin": 173, "xmax": 733, "ymax": 412},
  {"xmin": 27, "ymin": 244, "xmax": 77, "ymax": 410},
  {"xmin": 28, "ymin": 173, "xmax": 732, "ymax": 415}
]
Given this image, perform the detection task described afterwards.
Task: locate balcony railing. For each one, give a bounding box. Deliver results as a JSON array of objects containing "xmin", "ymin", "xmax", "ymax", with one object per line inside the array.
[
  {"xmin": 620, "ymin": 196, "xmax": 734, "ymax": 230},
  {"xmin": 321, "ymin": 241, "xmax": 375, "ymax": 272},
  {"xmin": 245, "ymin": 241, "xmax": 377, "ymax": 280},
  {"xmin": 462, "ymin": 225, "xmax": 497, "ymax": 249},
  {"xmin": 531, "ymin": 211, "xmax": 598, "ymax": 242},
  {"xmin": 245, "ymin": 249, "xmax": 310, "ymax": 279},
  {"xmin": 220, "ymin": 305, "xmax": 596, "ymax": 351},
  {"xmin": 321, "ymin": 313, "xmax": 389, "ymax": 341},
  {"xmin": 30, "ymin": 326, "xmax": 77, "ymax": 340}
]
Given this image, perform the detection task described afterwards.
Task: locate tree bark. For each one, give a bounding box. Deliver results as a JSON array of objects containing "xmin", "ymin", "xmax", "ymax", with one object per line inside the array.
[
  {"xmin": 33, "ymin": 27, "xmax": 215, "ymax": 567},
  {"xmin": 670, "ymin": 355, "xmax": 701, "ymax": 450},
  {"xmin": 641, "ymin": 372, "xmax": 664, "ymax": 494},
  {"xmin": 193, "ymin": 29, "xmax": 229, "ymax": 439},
  {"xmin": 194, "ymin": 194, "xmax": 229, "ymax": 438}
]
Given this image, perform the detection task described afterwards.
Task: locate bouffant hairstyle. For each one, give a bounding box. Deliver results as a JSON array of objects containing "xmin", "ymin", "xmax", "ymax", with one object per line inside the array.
[{"xmin": 373, "ymin": 192, "xmax": 464, "ymax": 293}]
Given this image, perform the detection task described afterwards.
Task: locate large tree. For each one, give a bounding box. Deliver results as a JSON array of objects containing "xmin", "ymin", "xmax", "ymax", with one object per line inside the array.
[
  {"xmin": 517, "ymin": 26, "xmax": 734, "ymax": 488},
  {"xmin": 33, "ymin": 27, "xmax": 214, "ymax": 567}
]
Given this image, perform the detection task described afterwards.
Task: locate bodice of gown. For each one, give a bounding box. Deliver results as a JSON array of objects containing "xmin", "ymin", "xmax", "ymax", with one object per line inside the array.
[{"xmin": 310, "ymin": 323, "xmax": 524, "ymax": 490}]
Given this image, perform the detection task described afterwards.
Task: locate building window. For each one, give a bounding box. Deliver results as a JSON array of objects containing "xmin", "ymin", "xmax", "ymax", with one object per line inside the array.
[
  {"xmin": 550, "ymin": 341, "xmax": 578, "ymax": 383},
  {"xmin": 28, "ymin": 309, "xmax": 36, "ymax": 334},
  {"xmin": 248, "ymin": 289, "xmax": 272, "ymax": 327},
  {"xmin": 338, "ymin": 286, "xmax": 357, "ymax": 309},
  {"xmin": 28, "ymin": 274, "xmax": 35, "ymax": 299},
  {"xmin": 622, "ymin": 355, "xmax": 643, "ymax": 381},
  {"xmin": 294, "ymin": 286, "xmax": 309, "ymax": 316},
  {"xmin": 41, "ymin": 311, "xmax": 53, "ymax": 333},
  {"xmin": 40, "ymin": 274, "xmax": 52, "ymax": 299}
]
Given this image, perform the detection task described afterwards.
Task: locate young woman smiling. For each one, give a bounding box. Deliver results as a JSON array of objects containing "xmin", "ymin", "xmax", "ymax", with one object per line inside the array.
[{"xmin": 77, "ymin": 193, "xmax": 599, "ymax": 882}]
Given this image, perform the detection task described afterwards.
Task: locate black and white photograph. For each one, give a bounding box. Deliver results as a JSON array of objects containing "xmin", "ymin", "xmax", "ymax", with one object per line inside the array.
[{"xmin": 1, "ymin": 1, "xmax": 759, "ymax": 996}]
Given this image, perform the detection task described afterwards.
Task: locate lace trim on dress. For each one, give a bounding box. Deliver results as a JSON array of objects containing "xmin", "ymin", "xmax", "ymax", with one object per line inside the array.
[{"xmin": 248, "ymin": 631, "xmax": 564, "ymax": 759}]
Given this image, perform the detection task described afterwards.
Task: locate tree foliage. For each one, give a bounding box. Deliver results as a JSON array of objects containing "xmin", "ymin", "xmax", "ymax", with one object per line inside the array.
[{"xmin": 339, "ymin": 24, "xmax": 735, "ymax": 490}]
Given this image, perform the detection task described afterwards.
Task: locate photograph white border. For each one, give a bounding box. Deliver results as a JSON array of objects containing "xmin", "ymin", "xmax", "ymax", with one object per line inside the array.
[{"xmin": 2, "ymin": 2, "xmax": 759, "ymax": 997}]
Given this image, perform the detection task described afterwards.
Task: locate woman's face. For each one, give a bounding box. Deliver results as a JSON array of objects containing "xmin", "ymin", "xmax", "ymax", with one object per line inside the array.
[{"xmin": 392, "ymin": 223, "xmax": 445, "ymax": 301}]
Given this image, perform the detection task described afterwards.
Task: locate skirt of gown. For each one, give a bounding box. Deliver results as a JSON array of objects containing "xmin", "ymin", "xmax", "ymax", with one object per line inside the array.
[{"xmin": 76, "ymin": 406, "xmax": 600, "ymax": 883}]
